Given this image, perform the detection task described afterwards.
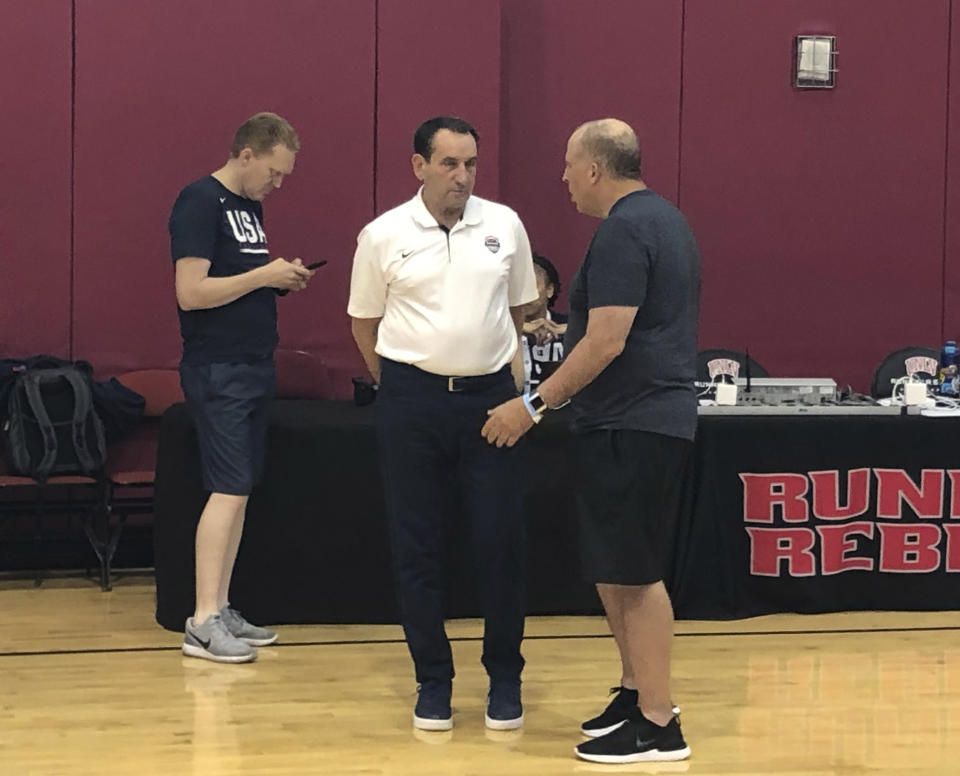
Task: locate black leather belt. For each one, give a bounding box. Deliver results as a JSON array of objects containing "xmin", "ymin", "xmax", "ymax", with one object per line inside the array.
[{"xmin": 383, "ymin": 359, "xmax": 510, "ymax": 393}]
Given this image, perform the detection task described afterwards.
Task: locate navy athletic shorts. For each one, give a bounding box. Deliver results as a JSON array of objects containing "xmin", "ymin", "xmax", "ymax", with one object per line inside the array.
[{"xmin": 179, "ymin": 359, "xmax": 275, "ymax": 496}]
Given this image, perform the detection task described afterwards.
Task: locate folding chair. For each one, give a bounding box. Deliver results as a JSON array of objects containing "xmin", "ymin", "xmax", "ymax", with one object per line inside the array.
[
  {"xmin": 0, "ymin": 456, "xmax": 105, "ymax": 586},
  {"xmin": 870, "ymin": 345, "xmax": 939, "ymax": 399},
  {"xmin": 100, "ymin": 369, "xmax": 184, "ymax": 589}
]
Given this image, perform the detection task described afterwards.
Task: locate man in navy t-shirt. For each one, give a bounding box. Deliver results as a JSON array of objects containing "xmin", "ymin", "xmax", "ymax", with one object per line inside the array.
[
  {"xmin": 169, "ymin": 112, "xmax": 314, "ymax": 664},
  {"xmin": 482, "ymin": 119, "xmax": 699, "ymax": 763}
]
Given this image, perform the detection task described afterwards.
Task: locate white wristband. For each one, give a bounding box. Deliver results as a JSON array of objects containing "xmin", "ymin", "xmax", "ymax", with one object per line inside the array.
[{"xmin": 521, "ymin": 393, "xmax": 543, "ymax": 423}]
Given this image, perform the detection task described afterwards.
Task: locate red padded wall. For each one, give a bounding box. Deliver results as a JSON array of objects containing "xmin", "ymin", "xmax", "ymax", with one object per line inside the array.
[
  {"xmin": 499, "ymin": 0, "xmax": 683, "ymax": 309},
  {"xmin": 375, "ymin": 0, "xmax": 502, "ymax": 213},
  {"xmin": 7, "ymin": 0, "xmax": 960, "ymax": 395},
  {"xmin": 681, "ymin": 0, "xmax": 950, "ymax": 390},
  {"xmin": 945, "ymin": 3, "xmax": 960, "ymax": 342},
  {"xmin": 0, "ymin": 1, "xmax": 72, "ymax": 358},
  {"xmin": 72, "ymin": 0, "xmax": 375, "ymax": 392}
]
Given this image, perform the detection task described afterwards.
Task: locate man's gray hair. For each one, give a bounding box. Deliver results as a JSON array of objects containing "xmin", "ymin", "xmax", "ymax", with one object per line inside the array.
[{"xmin": 575, "ymin": 119, "xmax": 641, "ymax": 180}]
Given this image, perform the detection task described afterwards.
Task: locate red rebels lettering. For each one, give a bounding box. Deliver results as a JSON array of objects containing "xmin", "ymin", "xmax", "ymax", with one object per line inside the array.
[
  {"xmin": 948, "ymin": 471, "xmax": 960, "ymax": 519},
  {"xmin": 945, "ymin": 525, "xmax": 960, "ymax": 571},
  {"xmin": 745, "ymin": 528, "xmax": 816, "ymax": 577},
  {"xmin": 877, "ymin": 524, "xmax": 942, "ymax": 572},
  {"xmin": 816, "ymin": 522, "xmax": 875, "ymax": 574},
  {"xmin": 875, "ymin": 469, "xmax": 944, "ymax": 519},
  {"xmin": 810, "ymin": 469, "xmax": 870, "ymax": 520},
  {"xmin": 741, "ymin": 474, "xmax": 809, "ymax": 524}
]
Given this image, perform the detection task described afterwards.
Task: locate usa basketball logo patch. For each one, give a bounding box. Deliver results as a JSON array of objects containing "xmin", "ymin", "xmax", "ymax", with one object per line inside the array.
[{"xmin": 484, "ymin": 235, "xmax": 501, "ymax": 253}]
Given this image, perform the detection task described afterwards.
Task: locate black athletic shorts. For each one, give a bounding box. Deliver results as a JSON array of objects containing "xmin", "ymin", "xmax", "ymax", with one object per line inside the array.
[
  {"xmin": 179, "ymin": 359, "xmax": 275, "ymax": 496},
  {"xmin": 574, "ymin": 428, "xmax": 693, "ymax": 585}
]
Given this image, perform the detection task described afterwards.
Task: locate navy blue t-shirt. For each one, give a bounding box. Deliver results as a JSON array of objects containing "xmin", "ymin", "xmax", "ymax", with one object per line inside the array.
[
  {"xmin": 169, "ymin": 176, "xmax": 278, "ymax": 365},
  {"xmin": 565, "ymin": 189, "xmax": 700, "ymax": 440}
]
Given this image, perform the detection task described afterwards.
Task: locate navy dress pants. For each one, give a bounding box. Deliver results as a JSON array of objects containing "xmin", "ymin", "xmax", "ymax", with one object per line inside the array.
[{"xmin": 377, "ymin": 358, "xmax": 526, "ymax": 685}]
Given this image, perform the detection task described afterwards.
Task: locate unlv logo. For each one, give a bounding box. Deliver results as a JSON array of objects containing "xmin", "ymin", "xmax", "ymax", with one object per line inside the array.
[
  {"xmin": 707, "ymin": 358, "xmax": 740, "ymax": 380},
  {"xmin": 904, "ymin": 356, "xmax": 938, "ymax": 378}
]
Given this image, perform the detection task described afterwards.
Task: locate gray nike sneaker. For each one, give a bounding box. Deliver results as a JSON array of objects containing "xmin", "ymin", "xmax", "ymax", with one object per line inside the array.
[
  {"xmin": 183, "ymin": 614, "xmax": 257, "ymax": 663},
  {"xmin": 219, "ymin": 605, "xmax": 278, "ymax": 646}
]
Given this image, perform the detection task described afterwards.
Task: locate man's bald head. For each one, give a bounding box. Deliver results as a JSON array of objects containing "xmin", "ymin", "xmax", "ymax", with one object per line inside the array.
[{"xmin": 571, "ymin": 119, "xmax": 641, "ymax": 181}]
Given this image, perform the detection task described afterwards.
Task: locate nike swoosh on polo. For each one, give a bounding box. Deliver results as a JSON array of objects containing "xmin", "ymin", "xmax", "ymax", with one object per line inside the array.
[{"xmin": 401, "ymin": 249, "xmax": 414, "ymax": 258}]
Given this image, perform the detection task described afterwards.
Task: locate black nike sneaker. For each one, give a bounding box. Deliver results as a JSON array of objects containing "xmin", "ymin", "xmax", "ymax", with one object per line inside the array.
[
  {"xmin": 575, "ymin": 708, "xmax": 691, "ymax": 763},
  {"xmin": 580, "ymin": 686, "xmax": 638, "ymax": 737},
  {"xmin": 581, "ymin": 686, "xmax": 681, "ymax": 737}
]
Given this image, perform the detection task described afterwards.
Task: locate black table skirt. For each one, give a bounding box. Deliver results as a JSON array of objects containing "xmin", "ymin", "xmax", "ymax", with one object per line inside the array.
[
  {"xmin": 154, "ymin": 401, "xmax": 601, "ymax": 630},
  {"xmin": 672, "ymin": 413, "xmax": 960, "ymax": 619},
  {"xmin": 154, "ymin": 402, "xmax": 960, "ymax": 630}
]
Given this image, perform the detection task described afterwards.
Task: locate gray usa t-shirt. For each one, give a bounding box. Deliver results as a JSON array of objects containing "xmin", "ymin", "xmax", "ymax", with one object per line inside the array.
[{"xmin": 564, "ymin": 189, "xmax": 700, "ymax": 440}]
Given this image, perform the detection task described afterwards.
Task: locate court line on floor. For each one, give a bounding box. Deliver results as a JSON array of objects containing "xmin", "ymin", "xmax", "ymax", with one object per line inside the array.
[{"xmin": 2, "ymin": 625, "xmax": 960, "ymax": 659}]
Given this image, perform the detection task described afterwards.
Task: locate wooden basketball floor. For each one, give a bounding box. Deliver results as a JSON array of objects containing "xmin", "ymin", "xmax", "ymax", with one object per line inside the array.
[{"xmin": 2, "ymin": 574, "xmax": 959, "ymax": 775}]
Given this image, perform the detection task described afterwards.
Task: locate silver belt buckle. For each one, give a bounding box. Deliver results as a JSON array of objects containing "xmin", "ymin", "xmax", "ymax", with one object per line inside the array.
[{"xmin": 448, "ymin": 376, "xmax": 460, "ymax": 392}]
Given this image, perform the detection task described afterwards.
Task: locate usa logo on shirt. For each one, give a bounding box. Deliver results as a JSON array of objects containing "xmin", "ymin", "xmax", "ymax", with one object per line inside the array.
[{"xmin": 484, "ymin": 235, "xmax": 501, "ymax": 254}]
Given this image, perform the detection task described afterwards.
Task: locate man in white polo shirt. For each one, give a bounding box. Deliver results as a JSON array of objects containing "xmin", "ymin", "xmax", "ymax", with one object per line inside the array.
[{"xmin": 348, "ymin": 116, "xmax": 538, "ymax": 733}]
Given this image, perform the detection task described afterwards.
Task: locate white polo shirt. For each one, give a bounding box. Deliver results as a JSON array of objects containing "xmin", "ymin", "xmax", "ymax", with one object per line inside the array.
[{"xmin": 348, "ymin": 190, "xmax": 538, "ymax": 376}]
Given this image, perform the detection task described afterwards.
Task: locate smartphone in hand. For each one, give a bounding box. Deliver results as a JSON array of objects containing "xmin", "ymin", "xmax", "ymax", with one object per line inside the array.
[{"xmin": 306, "ymin": 260, "xmax": 327, "ymax": 270}]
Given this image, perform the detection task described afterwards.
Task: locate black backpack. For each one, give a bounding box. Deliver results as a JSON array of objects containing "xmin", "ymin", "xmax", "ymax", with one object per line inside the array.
[{"xmin": 3, "ymin": 359, "xmax": 107, "ymax": 482}]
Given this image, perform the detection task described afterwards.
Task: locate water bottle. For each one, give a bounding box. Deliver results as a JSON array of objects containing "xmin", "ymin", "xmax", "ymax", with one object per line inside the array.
[{"xmin": 939, "ymin": 340, "xmax": 958, "ymax": 396}]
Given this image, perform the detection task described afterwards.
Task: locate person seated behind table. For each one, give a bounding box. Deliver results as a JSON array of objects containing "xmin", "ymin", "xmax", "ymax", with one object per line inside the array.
[{"xmin": 522, "ymin": 252, "xmax": 568, "ymax": 393}]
